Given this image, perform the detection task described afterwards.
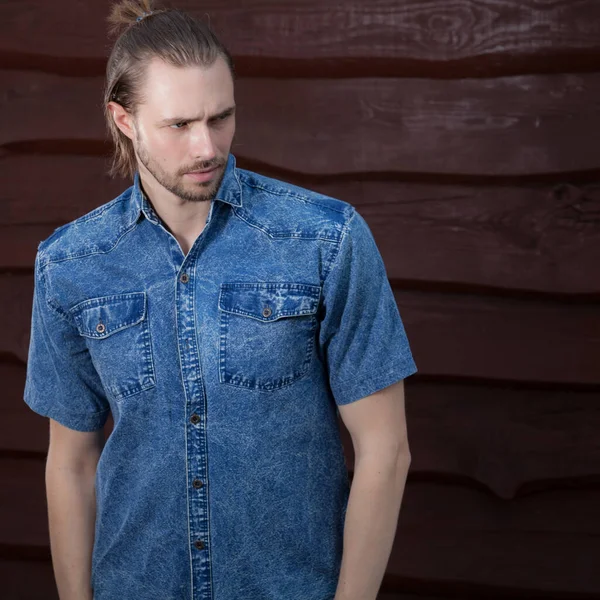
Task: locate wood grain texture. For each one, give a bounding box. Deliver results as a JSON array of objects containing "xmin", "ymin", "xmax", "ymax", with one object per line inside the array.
[
  {"xmin": 2, "ymin": 0, "xmax": 598, "ymax": 598},
  {"xmin": 1, "ymin": 0, "xmax": 599, "ymax": 74},
  {"xmin": 1, "ymin": 363, "xmax": 49, "ymax": 454},
  {"xmin": 352, "ymin": 180, "xmax": 600, "ymax": 296},
  {"xmin": 3, "ymin": 71, "xmax": 600, "ymax": 176},
  {"xmin": 0, "ymin": 560, "xmax": 57, "ymax": 599},
  {"xmin": 1, "ymin": 460, "xmax": 49, "ymax": 549},
  {"xmin": 339, "ymin": 380, "xmax": 600, "ymax": 499},
  {"xmin": 389, "ymin": 482, "xmax": 600, "ymax": 594},
  {"xmin": 399, "ymin": 290, "xmax": 600, "ymax": 386},
  {"xmin": 1, "ymin": 155, "xmax": 125, "ymax": 226}
]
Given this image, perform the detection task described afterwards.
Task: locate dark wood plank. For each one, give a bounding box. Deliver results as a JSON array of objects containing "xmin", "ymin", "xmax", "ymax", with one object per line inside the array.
[
  {"xmin": 0, "ymin": 459, "xmax": 48, "ymax": 549},
  {"xmin": 389, "ymin": 483, "xmax": 600, "ymax": 594},
  {"xmin": 1, "ymin": 363, "xmax": 49, "ymax": 454},
  {"xmin": 399, "ymin": 289, "xmax": 600, "ymax": 385},
  {"xmin": 2, "ymin": 155, "xmax": 125, "ymax": 226},
  {"xmin": 3, "ymin": 275, "xmax": 599, "ymax": 384},
  {"xmin": 1, "ymin": 0, "xmax": 599, "ymax": 75},
  {"xmin": 0, "ymin": 559, "xmax": 57, "ymax": 599},
  {"xmin": 405, "ymin": 383, "xmax": 600, "ymax": 499},
  {"xmin": 3, "ymin": 71, "xmax": 600, "ymax": 175},
  {"xmin": 1, "ymin": 275, "xmax": 35, "ymax": 363},
  {"xmin": 2, "ymin": 458, "xmax": 598, "ymax": 594},
  {"xmin": 339, "ymin": 380, "xmax": 600, "ymax": 499},
  {"xmin": 399, "ymin": 487, "xmax": 600, "ymax": 596},
  {"xmin": 0, "ymin": 224, "xmax": 65, "ymax": 269},
  {"xmin": 4, "ymin": 155, "xmax": 600, "ymax": 295},
  {"xmin": 353, "ymin": 180, "xmax": 600, "ymax": 296}
]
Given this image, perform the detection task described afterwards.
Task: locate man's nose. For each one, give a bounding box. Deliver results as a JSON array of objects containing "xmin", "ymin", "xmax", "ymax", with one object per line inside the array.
[{"xmin": 190, "ymin": 126, "xmax": 217, "ymax": 160}]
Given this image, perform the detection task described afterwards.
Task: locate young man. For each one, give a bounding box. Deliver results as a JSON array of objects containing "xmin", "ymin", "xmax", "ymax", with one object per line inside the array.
[{"xmin": 24, "ymin": 3, "xmax": 418, "ymax": 599}]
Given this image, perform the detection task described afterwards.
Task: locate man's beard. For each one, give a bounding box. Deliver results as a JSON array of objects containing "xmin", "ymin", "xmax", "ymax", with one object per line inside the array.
[{"xmin": 135, "ymin": 136, "xmax": 227, "ymax": 203}]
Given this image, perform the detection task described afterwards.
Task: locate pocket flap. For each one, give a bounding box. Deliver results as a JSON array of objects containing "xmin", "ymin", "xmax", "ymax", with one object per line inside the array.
[
  {"xmin": 70, "ymin": 292, "xmax": 147, "ymax": 339},
  {"xmin": 218, "ymin": 282, "xmax": 321, "ymax": 322}
]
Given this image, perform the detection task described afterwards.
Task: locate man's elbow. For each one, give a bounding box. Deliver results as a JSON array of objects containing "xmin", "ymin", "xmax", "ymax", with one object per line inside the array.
[{"xmin": 395, "ymin": 439, "xmax": 411, "ymax": 473}]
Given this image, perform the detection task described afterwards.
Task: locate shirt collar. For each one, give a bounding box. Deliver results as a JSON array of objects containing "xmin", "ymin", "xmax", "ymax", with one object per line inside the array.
[{"xmin": 128, "ymin": 152, "xmax": 243, "ymax": 227}]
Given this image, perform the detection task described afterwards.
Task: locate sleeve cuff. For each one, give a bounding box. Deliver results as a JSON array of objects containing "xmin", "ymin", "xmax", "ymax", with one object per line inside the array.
[
  {"xmin": 332, "ymin": 356, "xmax": 418, "ymax": 406},
  {"xmin": 24, "ymin": 394, "xmax": 110, "ymax": 432}
]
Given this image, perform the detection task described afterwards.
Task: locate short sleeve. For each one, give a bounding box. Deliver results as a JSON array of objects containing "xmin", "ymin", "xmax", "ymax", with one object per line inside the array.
[
  {"xmin": 23, "ymin": 251, "xmax": 111, "ymax": 431},
  {"xmin": 319, "ymin": 208, "xmax": 418, "ymax": 406}
]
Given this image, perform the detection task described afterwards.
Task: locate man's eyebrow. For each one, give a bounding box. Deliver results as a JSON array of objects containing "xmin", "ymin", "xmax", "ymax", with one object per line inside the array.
[{"xmin": 159, "ymin": 105, "xmax": 236, "ymax": 125}]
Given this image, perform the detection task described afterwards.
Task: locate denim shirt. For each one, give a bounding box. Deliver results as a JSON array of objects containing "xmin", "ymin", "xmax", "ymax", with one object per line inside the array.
[{"xmin": 24, "ymin": 153, "xmax": 418, "ymax": 600}]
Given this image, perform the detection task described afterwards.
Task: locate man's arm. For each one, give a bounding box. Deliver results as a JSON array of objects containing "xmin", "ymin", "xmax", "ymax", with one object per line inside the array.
[
  {"xmin": 46, "ymin": 418, "xmax": 105, "ymax": 600},
  {"xmin": 334, "ymin": 379, "xmax": 411, "ymax": 600}
]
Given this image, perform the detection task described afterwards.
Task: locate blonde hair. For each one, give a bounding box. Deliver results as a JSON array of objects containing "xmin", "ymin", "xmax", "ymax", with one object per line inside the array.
[{"xmin": 104, "ymin": 0, "xmax": 236, "ymax": 180}]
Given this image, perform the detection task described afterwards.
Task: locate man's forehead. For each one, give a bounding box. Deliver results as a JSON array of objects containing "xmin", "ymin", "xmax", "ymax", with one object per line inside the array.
[{"xmin": 139, "ymin": 57, "xmax": 233, "ymax": 115}]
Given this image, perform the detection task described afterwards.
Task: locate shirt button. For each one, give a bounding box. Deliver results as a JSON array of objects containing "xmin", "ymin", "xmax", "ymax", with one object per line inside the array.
[
  {"xmin": 192, "ymin": 478, "xmax": 204, "ymax": 489},
  {"xmin": 190, "ymin": 414, "xmax": 200, "ymax": 424},
  {"xmin": 194, "ymin": 540, "xmax": 205, "ymax": 550},
  {"xmin": 180, "ymin": 273, "xmax": 189, "ymax": 283},
  {"xmin": 96, "ymin": 322, "xmax": 106, "ymax": 334},
  {"xmin": 262, "ymin": 306, "xmax": 272, "ymax": 317}
]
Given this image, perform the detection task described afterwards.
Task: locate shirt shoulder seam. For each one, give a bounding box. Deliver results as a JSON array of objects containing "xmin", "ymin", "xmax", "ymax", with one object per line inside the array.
[
  {"xmin": 322, "ymin": 206, "xmax": 357, "ymax": 282},
  {"xmin": 237, "ymin": 170, "xmax": 349, "ymax": 215}
]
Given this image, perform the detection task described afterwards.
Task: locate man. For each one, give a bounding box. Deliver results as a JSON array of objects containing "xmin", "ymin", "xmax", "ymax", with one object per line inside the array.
[{"xmin": 24, "ymin": 3, "xmax": 418, "ymax": 599}]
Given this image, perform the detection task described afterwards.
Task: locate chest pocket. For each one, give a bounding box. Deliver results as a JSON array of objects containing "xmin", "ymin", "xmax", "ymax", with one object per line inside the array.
[
  {"xmin": 69, "ymin": 292, "xmax": 156, "ymax": 402},
  {"xmin": 218, "ymin": 282, "xmax": 321, "ymax": 391}
]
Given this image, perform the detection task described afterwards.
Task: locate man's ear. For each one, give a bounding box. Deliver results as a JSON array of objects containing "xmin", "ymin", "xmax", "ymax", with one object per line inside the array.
[{"xmin": 108, "ymin": 101, "xmax": 135, "ymax": 141}]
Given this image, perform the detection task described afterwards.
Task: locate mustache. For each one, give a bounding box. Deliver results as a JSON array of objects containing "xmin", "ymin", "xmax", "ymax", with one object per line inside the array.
[{"xmin": 182, "ymin": 162, "xmax": 222, "ymax": 174}]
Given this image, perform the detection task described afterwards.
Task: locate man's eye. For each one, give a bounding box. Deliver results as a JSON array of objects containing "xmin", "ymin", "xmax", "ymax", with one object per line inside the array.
[{"xmin": 171, "ymin": 122, "xmax": 187, "ymax": 129}]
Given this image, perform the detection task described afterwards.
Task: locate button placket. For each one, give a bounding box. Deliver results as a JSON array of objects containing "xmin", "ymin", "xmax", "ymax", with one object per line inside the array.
[{"xmin": 175, "ymin": 260, "xmax": 212, "ymax": 587}]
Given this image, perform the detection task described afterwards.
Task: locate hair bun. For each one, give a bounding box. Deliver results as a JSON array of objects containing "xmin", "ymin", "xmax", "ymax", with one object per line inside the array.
[{"xmin": 107, "ymin": 0, "xmax": 160, "ymax": 37}]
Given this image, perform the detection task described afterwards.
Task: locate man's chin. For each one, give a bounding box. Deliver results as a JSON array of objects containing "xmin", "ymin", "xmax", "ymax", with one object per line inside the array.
[{"xmin": 175, "ymin": 181, "xmax": 215, "ymax": 202}]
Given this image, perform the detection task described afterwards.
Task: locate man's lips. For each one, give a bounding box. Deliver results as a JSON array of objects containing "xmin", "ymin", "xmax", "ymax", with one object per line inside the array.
[
  {"xmin": 188, "ymin": 167, "xmax": 217, "ymax": 174},
  {"xmin": 185, "ymin": 166, "xmax": 220, "ymax": 182}
]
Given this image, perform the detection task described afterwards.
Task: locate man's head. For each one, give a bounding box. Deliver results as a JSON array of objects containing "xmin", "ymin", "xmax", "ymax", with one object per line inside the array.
[{"xmin": 104, "ymin": 1, "xmax": 236, "ymax": 203}]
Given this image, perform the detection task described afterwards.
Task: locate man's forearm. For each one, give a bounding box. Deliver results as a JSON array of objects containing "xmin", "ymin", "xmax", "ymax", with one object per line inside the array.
[
  {"xmin": 46, "ymin": 462, "xmax": 97, "ymax": 600},
  {"xmin": 334, "ymin": 451, "xmax": 411, "ymax": 600}
]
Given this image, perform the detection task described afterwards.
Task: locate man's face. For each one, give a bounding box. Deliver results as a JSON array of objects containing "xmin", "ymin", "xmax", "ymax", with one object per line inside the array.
[{"xmin": 129, "ymin": 56, "xmax": 236, "ymax": 203}]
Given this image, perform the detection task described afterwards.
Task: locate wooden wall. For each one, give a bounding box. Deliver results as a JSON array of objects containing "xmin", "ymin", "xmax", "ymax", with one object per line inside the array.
[{"xmin": 2, "ymin": 1, "xmax": 600, "ymax": 598}]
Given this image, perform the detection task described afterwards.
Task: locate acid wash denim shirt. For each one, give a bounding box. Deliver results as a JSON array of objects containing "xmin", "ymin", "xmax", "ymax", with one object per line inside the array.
[{"xmin": 24, "ymin": 152, "xmax": 418, "ymax": 600}]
